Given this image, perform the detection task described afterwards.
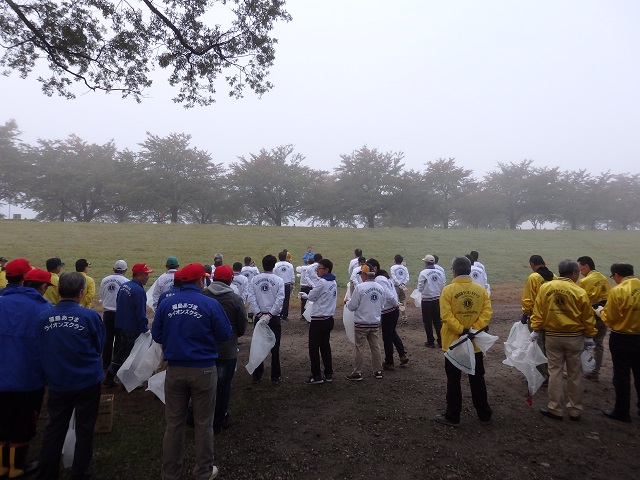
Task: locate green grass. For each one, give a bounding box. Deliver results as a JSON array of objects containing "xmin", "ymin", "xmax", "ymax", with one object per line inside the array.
[{"xmin": 1, "ymin": 220, "xmax": 637, "ymax": 291}]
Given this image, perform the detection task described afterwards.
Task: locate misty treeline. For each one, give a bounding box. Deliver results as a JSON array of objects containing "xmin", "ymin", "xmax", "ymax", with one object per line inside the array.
[{"xmin": 1, "ymin": 120, "xmax": 639, "ymax": 229}]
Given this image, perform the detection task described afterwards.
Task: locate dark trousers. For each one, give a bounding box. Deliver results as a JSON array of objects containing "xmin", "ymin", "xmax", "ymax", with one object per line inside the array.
[
  {"xmin": 0, "ymin": 389, "xmax": 44, "ymax": 443},
  {"xmin": 609, "ymin": 332, "xmax": 640, "ymax": 416},
  {"xmin": 253, "ymin": 316, "xmax": 282, "ymax": 381},
  {"xmin": 308, "ymin": 318, "xmax": 334, "ymax": 378},
  {"xmin": 214, "ymin": 358, "xmax": 238, "ymax": 430},
  {"xmin": 107, "ymin": 329, "xmax": 138, "ymax": 375},
  {"xmin": 381, "ymin": 308, "xmax": 406, "ymax": 364},
  {"xmin": 300, "ymin": 286, "xmax": 311, "ymax": 316},
  {"xmin": 421, "ymin": 299, "xmax": 442, "ymax": 345},
  {"xmin": 102, "ymin": 311, "xmax": 116, "ymax": 370},
  {"xmin": 36, "ymin": 382, "xmax": 102, "ymax": 480},
  {"xmin": 444, "ymin": 353, "xmax": 492, "ymax": 423},
  {"xmin": 281, "ymin": 284, "xmax": 292, "ymax": 319}
]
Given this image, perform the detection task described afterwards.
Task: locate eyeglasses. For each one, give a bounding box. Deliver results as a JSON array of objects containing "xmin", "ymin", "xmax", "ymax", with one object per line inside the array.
[
  {"xmin": 317, "ymin": 267, "xmax": 326, "ymax": 271},
  {"xmin": 610, "ymin": 273, "xmax": 616, "ymax": 278}
]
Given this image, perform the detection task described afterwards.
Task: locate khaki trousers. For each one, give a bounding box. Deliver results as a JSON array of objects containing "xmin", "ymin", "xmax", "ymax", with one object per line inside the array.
[
  {"xmin": 545, "ymin": 335, "xmax": 584, "ymax": 417},
  {"xmin": 353, "ymin": 326, "xmax": 382, "ymax": 375}
]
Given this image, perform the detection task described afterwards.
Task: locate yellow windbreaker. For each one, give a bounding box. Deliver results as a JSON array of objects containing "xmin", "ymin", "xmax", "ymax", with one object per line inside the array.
[
  {"xmin": 0, "ymin": 270, "xmax": 6, "ymax": 289},
  {"xmin": 522, "ymin": 271, "xmax": 556, "ymax": 315},
  {"xmin": 43, "ymin": 272, "xmax": 60, "ymax": 305},
  {"xmin": 80, "ymin": 272, "xmax": 96, "ymax": 309},
  {"xmin": 440, "ymin": 276, "xmax": 492, "ymax": 352},
  {"xmin": 578, "ymin": 270, "xmax": 611, "ymax": 304},
  {"xmin": 530, "ymin": 278, "xmax": 597, "ymax": 337},
  {"xmin": 600, "ymin": 276, "xmax": 640, "ymax": 334}
]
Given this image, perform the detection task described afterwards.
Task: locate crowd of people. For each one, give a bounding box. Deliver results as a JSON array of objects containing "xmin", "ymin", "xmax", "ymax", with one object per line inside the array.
[{"xmin": 1, "ymin": 247, "xmax": 639, "ymax": 479}]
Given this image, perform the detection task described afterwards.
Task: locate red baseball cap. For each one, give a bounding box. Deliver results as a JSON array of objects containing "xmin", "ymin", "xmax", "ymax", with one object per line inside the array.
[
  {"xmin": 177, "ymin": 263, "xmax": 210, "ymax": 282},
  {"xmin": 212, "ymin": 265, "xmax": 233, "ymax": 281},
  {"xmin": 5, "ymin": 258, "xmax": 31, "ymax": 276},
  {"xmin": 24, "ymin": 269, "xmax": 54, "ymax": 286},
  {"xmin": 132, "ymin": 263, "xmax": 154, "ymax": 274}
]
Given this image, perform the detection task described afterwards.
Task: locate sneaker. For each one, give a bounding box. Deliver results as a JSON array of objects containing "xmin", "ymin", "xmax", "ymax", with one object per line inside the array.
[
  {"xmin": 374, "ymin": 371, "xmax": 383, "ymax": 379},
  {"xmin": 345, "ymin": 373, "xmax": 363, "ymax": 381},
  {"xmin": 434, "ymin": 414, "xmax": 459, "ymax": 427},
  {"xmin": 103, "ymin": 378, "xmax": 118, "ymax": 388},
  {"xmin": 323, "ymin": 374, "xmax": 334, "ymax": 383},
  {"xmin": 425, "ymin": 342, "xmax": 435, "ymax": 348},
  {"xmin": 304, "ymin": 376, "xmax": 324, "ymax": 385},
  {"xmin": 271, "ymin": 377, "xmax": 281, "ymax": 386},
  {"xmin": 382, "ymin": 362, "xmax": 395, "ymax": 371},
  {"xmin": 400, "ymin": 354, "xmax": 409, "ymax": 365}
]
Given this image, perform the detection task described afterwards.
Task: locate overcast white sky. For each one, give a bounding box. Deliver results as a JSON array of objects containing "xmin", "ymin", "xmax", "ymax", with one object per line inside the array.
[{"xmin": 2, "ymin": 0, "xmax": 639, "ymax": 207}]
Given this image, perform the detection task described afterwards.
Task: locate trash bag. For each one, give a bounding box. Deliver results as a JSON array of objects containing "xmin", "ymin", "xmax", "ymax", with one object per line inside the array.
[
  {"xmin": 344, "ymin": 282, "xmax": 352, "ymax": 303},
  {"xmin": 581, "ymin": 347, "xmax": 596, "ymax": 375},
  {"xmin": 133, "ymin": 341, "xmax": 163, "ymax": 384},
  {"xmin": 410, "ymin": 289, "xmax": 421, "ymax": 308},
  {"xmin": 117, "ymin": 332, "xmax": 155, "ymax": 392},
  {"xmin": 145, "ymin": 279, "xmax": 157, "ymax": 312},
  {"xmin": 303, "ymin": 301, "xmax": 314, "ymax": 323},
  {"xmin": 342, "ymin": 306, "xmax": 356, "ymax": 345},
  {"xmin": 61, "ymin": 410, "xmax": 76, "ymax": 469},
  {"xmin": 146, "ymin": 370, "xmax": 166, "ymax": 404},
  {"xmin": 503, "ymin": 321, "xmax": 547, "ymax": 395},
  {"xmin": 245, "ymin": 318, "xmax": 276, "ymax": 375},
  {"xmin": 444, "ymin": 336, "xmax": 476, "ymax": 374},
  {"xmin": 473, "ymin": 331, "xmax": 499, "ymax": 353}
]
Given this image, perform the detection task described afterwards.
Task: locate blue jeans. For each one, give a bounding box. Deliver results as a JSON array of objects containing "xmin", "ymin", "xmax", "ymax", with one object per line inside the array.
[{"xmin": 214, "ymin": 358, "xmax": 237, "ymax": 429}]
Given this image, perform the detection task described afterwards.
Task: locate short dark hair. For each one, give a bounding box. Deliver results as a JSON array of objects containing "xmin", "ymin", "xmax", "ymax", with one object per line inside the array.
[
  {"xmin": 529, "ymin": 255, "xmax": 545, "ymax": 266},
  {"xmin": 358, "ymin": 256, "xmax": 366, "ymax": 263},
  {"xmin": 262, "ymin": 254, "xmax": 277, "ymax": 272},
  {"xmin": 278, "ymin": 251, "xmax": 286, "ymax": 261},
  {"xmin": 5, "ymin": 275, "xmax": 24, "ymax": 285},
  {"xmin": 433, "ymin": 254, "xmax": 439, "ymax": 264},
  {"xmin": 558, "ymin": 260, "xmax": 579, "ymax": 277},
  {"xmin": 313, "ymin": 253, "xmax": 323, "ymax": 262},
  {"xmin": 244, "ymin": 256, "xmax": 252, "ymax": 266},
  {"xmin": 611, "ymin": 263, "xmax": 634, "ymax": 277},
  {"xmin": 469, "ymin": 251, "xmax": 479, "ymax": 262},
  {"xmin": 58, "ymin": 272, "xmax": 86, "ymax": 298},
  {"xmin": 465, "ymin": 254, "xmax": 475, "ymax": 265},
  {"xmin": 233, "ymin": 262, "xmax": 242, "ymax": 272},
  {"xmin": 354, "ymin": 249, "xmax": 362, "ymax": 257},
  {"xmin": 451, "ymin": 256, "xmax": 471, "ymax": 276},
  {"xmin": 577, "ymin": 256, "xmax": 595, "ymax": 271},
  {"xmin": 394, "ymin": 254, "xmax": 403, "ymax": 264},
  {"xmin": 318, "ymin": 258, "xmax": 333, "ymax": 273},
  {"xmin": 367, "ymin": 258, "xmax": 380, "ymax": 271},
  {"xmin": 24, "ymin": 280, "xmax": 47, "ymax": 290}
]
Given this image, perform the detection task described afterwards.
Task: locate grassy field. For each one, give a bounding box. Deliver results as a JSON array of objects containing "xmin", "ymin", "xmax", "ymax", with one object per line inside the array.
[{"xmin": 1, "ymin": 220, "xmax": 637, "ymax": 292}]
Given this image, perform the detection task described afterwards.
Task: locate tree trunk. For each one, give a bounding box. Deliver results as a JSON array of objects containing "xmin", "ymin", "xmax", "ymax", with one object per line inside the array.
[
  {"xmin": 367, "ymin": 213, "xmax": 375, "ymax": 228},
  {"xmin": 170, "ymin": 206, "xmax": 178, "ymax": 223}
]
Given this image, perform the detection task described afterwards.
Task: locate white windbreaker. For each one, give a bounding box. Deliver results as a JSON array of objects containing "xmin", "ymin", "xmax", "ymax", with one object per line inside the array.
[
  {"xmin": 375, "ymin": 276, "xmax": 399, "ymax": 313},
  {"xmin": 99, "ymin": 273, "xmax": 128, "ymax": 311},
  {"xmin": 347, "ymin": 279, "xmax": 384, "ymax": 327},
  {"xmin": 390, "ymin": 264, "xmax": 410, "ymax": 287},
  {"xmin": 308, "ymin": 276, "xmax": 338, "ymax": 319},
  {"xmin": 274, "ymin": 261, "xmax": 295, "ymax": 284},
  {"xmin": 231, "ymin": 273, "xmax": 249, "ymax": 301},
  {"xmin": 348, "ymin": 257, "xmax": 360, "ymax": 276},
  {"xmin": 470, "ymin": 264, "xmax": 488, "ymax": 291},
  {"xmin": 248, "ymin": 272, "xmax": 285, "ymax": 316},
  {"xmin": 417, "ymin": 266, "xmax": 446, "ymax": 301},
  {"xmin": 152, "ymin": 269, "xmax": 177, "ymax": 309},
  {"xmin": 297, "ymin": 265, "xmax": 310, "ymax": 287},
  {"xmin": 241, "ymin": 265, "xmax": 260, "ymax": 283}
]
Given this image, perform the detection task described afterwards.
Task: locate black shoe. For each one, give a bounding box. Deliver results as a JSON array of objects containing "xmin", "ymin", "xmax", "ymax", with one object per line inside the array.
[
  {"xmin": 434, "ymin": 414, "xmax": 459, "ymax": 427},
  {"xmin": 323, "ymin": 374, "xmax": 334, "ymax": 383},
  {"xmin": 425, "ymin": 342, "xmax": 435, "ymax": 348},
  {"xmin": 539, "ymin": 407, "xmax": 563, "ymax": 420},
  {"xmin": 221, "ymin": 414, "xmax": 234, "ymax": 430},
  {"xmin": 103, "ymin": 378, "xmax": 118, "ymax": 388},
  {"xmin": 304, "ymin": 376, "xmax": 324, "ymax": 385},
  {"xmin": 271, "ymin": 377, "xmax": 281, "ymax": 386},
  {"xmin": 252, "ymin": 377, "xmax": 261, "ymax": 385},
  {"xmin": 569, "ymin": 415, "xmax": 581, "ymax": 421},
  {"xmin": 603, "ymin": 409, "xmax": 631, "ymax": 423},
  {"xmin": 345, "ymin": 373, "xmax": 363, "ymax": 381}
]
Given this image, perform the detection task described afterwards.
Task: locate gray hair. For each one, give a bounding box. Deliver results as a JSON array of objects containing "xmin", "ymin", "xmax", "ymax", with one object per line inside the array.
[
  {"xmin": 558, "ymin": 259, "xmax": 579, "ymax": 277},
  {"xmin": 451, "ymin": 256, "xmax": 471, "ymax": 276},
  {"xmin": 58, "ymin": 271, "xmax": 86, "ymax": 299}
]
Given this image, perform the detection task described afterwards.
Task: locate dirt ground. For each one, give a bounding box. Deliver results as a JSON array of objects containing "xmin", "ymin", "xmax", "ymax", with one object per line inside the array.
[{"xmin": 40, "ymin": 292, "xmax": 639, "ymax": 480}]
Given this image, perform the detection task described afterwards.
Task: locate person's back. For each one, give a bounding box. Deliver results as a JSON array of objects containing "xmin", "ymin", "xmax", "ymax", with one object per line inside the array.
[
  {"xmin": 348, "ymin": 275, "xmax": 385, "ymax": 326},
  {"xmin": 531, "ymin": 278, "xmax": 596, "ymax": 336},
  {"xmin": 578, "ymin": 269, "xmax": 611, "ymax": 305}
]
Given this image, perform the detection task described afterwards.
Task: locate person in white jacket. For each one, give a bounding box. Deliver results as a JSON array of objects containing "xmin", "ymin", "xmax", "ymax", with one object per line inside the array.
[
  {"xmin": 300, "ymin": 258, "xmax": 337, "ymax": 384},
  {"xmin": 231, "ymin": 262, "xmax": 249, "ymax": 301},
  {"xmin": 345, "ymin": 263, "xmax": 385, "ymax": 381},
  {"xmin": 417, "ymin": 254, "xmax": 446, "ymax": 348},
  {"xmin": 390, "ymin": 254, "xmax": 410, "ymax": 322},
  {"xmin": 247, "ymin": 255, "xmax": 285, "ymax": 385},
  {"xmin": 274, "ymin": 251, "xmax": 295, "ymax": 321},
  {"xmin": 151, "ymin": 256, "xmax": 179, "ymax": 310}
]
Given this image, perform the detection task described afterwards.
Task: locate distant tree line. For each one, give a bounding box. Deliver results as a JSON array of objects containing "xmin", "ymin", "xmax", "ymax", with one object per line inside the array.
[{"xmin": 1, "ymin": 119, "xmax": 639, "ymax": 229}]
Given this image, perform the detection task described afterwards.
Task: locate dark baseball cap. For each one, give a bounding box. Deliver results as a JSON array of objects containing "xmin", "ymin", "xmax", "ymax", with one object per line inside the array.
[{"xmin": 46, "ymin": 258, "xmax": 65, "ymax": 271}]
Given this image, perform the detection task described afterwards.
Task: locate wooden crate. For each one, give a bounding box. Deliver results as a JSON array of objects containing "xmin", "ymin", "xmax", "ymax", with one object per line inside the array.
[{"xmin": 94, "ymin": 394, "xmax": 114, "ymax": 434}]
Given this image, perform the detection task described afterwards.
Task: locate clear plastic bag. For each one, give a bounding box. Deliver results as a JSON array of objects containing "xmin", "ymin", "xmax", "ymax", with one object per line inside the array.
[
  {"xmin": 342, "ymin": 306, "xmax": 355, "ymax": 345},
  {"xmin": 581, "ymin": 347, "xmax": 596, "ymax": 375},
  {"xmin": 245, "ymin": 318, "xmax": 276, "ymax": 375},
  {"xmin": 303, "ymin": 301, "xmax": 314, "ymax": 323},
  {"xmin": 61, "ymin": 410, "xmax": 76, "ymax": 469},
  {"xmin": 117, "ymin": 332, "xmax": 156, "ymax": 392},
  {"xmin": 410, "ymin": 289, "xmax": 421, "ymax": 308},
  {"xmin": 146, "ymin": 370, "xmax": 166, "ymax": 404},
  {"xmin": 502, "ymin": 321, "xmax": 547, "ymax": 395}
]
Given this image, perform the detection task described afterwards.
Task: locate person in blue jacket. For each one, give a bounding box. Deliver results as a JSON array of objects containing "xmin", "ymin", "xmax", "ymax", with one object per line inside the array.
[
  {"xmin": 104, "ymin": 263, "xmax": 154, "ymax": 387},
  {"xmin": 152, "ymin": 263, "xmax": 231, "ymax": 480},
  {"xmin": 0, "ymin": 261, "xmax": 54, "ymax": 478},
  {"xmin": 35, "ymin": 271, "xmax": 105, "ymax": 480}
]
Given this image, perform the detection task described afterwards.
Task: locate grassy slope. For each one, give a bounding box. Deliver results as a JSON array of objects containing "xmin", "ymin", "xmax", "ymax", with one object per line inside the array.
[{"xmin": 1, "ymin": 220, "xmax": 637, "ymax": 296}]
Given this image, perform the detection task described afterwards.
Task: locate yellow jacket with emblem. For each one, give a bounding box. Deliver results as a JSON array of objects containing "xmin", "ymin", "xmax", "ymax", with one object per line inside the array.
[
  {"xmin": 521, "ymin": 268, "xmax": 556, "ymax": 316},
  {"xmin": 600, "ymin": 276, "xmax": 640, "ymax": 334},
  {"xmin": 578, "ymin": 270, "xmax": 611, "ymax": 305},
  {"xmin": 530, "ymin": 277, "xmax": 597, "ymax": 337},
  {"xmin": 80, "ymin": 272, "xmax": 96, "ymax": 309},
  {"xmin": 440, "ymin": 276, "xmax": 492, "ymax": 352},
  {"xmin": 43, "ymin": 272, "xmax": 60, "ymax": 305}
]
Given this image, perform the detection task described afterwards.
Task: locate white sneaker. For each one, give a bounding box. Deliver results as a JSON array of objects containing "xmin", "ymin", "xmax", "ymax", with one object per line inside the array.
[{"xmin": 208, "ymin": 466, "xmax": 219, "ymax": 480}]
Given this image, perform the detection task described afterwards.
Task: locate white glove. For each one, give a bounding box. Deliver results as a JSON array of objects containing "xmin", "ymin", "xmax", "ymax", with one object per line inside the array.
[
  {"xmin": 530, "ymin": 331, "xmax": 539, "ymax": 342},
  {"xmin": 594, "ymin": 306, "xmax": 604, "ymax": 317},
  {"xmin": 298, "ymin": 292, "xmax": 308, "ymax": 300},
  {"xmin": 258, "ymin": 313, "xmax": 272, "ymax": 324},
  {"xmin": 584, "ymin": 338, "xmax": 596, "ymax": 348}
]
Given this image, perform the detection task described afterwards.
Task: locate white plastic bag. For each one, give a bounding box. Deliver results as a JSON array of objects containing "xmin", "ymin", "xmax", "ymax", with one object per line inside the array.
[
  {"xmin": 444, "ymin": 336, "xmax": 476, "ymax": 374},
  {"xmin": 410, "ymin": 289, "xmax": 421, "ymax": 308},
  {"xmin": 245, "ymin": 318, "xmax": 276, "ymax": 375},
  {"xmin": 146, "ymin": 370, "xmax": 166, "ymax": 404},
  {"xmin": 581, "ymin": 347, "xmax": 596, "ymax": 375},
  {"xmin": 302, "ymin": 301, "xmax": 314, "ymax": 323},
  {"xmin": 503, "ymin": 321, "xmax": 548, "ymax": 395},
  {"xmin": 145, "ymin": 279, "xmax": 157, "ymax": 311},
  {"xmin": 134, "ymin": 341, "xmax": 163, "ymax": 383},
  {"xmin": 117, "ymin": 332, "xmax": 155, "ymax": 392},
  {"xmin": 61, "ymin": 410, "xmax": 76, "ymax": 469},
  {"xmin": 342, "ymin": 306, "xmax": 356, "ymax": 345},
  {"xmin": 472, "ymin": 331, "xmax": 499, "ymax": 353},
  {"xmin": 344, "ymin": 283, "xmax": 352, "ymax": 303}
]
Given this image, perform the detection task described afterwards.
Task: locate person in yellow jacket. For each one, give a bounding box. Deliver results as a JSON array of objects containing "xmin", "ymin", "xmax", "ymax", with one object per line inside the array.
[
  {"xmin": 531, "ymin": 260, "xmax": 597, "ymax": 421},
  {"xmin": 43, "ymin": 258, "xmax": 64, "ymax": 305},
  {"xmin": 0, "ymin": 257, "xmax": 7, "ymax": 289},
  {"xmin": 577, "ymin": 256, "xmax": 612, "ymax": 382},
  {"xmin": 434, "ymin": 256, "xmax": 492, "ymax": 427},
  {"xmin": 75, "ymin": 259, "xmax": 95, "ymax": 309},
  {"xmin": 599, "ymin": 263, "xmax": 640, "ymax": 423}
]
